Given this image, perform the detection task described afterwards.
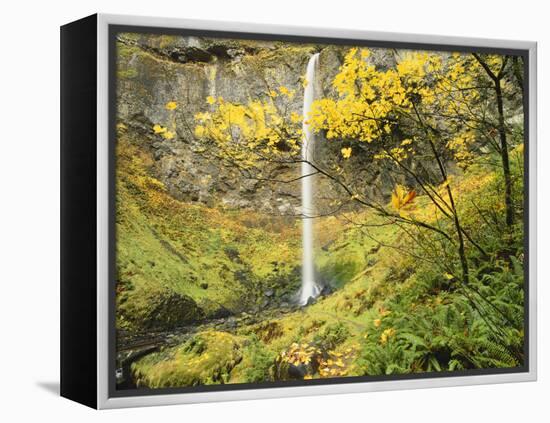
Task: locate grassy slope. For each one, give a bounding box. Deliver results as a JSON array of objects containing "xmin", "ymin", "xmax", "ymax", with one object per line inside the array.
[
  {"xmin": 116, "ymin": 128, "xmax": 302, "ymax": 329},
  {"xmin": 123, "ymin": 128, "xmax": 525, "ymax": 386}
]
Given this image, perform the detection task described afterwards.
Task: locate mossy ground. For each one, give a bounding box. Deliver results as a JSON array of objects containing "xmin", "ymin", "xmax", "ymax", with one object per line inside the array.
[
  {"xmin": 116, "ymin": 128, "xmax": 302, "ymax": 329},
  {"xmin": 119, "ymin": 126, "xmax": 525, "ymax": 387},
  {"xmin": 133, "ymin": 331, "xmax": 245, "ymax": 387}
]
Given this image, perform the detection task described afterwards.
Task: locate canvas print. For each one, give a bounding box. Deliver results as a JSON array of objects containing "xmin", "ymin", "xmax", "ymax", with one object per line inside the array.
[{"xmin": 113, "ymin": 30, "xmax": 527, "ymax": 391}]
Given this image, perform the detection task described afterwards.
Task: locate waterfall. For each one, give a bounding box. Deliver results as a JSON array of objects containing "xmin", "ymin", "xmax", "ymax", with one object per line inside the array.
[{"xmin": 299, "ymin": 53, "xmax": 321, "ymax": 306}]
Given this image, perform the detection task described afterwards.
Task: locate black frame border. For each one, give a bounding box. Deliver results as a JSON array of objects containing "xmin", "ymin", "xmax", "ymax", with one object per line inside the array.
[{"xmin": 60, "ymin": 14, "xmax": 98, "ymax": 409}]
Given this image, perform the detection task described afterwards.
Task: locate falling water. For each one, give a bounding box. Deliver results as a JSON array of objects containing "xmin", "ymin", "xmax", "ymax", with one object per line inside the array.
[{"xmin": 299, "ymin": 53, "xmax": 321, "ymax": 306}]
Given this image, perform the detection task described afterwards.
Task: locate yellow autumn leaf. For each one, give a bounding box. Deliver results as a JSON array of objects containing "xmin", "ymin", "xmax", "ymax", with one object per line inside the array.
[
  {"xmin": 194, "ymin": 125, "xmax": 206, "ymax": 138},
  {"xmin": 162, "ymin": 131, "xmax": 175, "ymax": 140},
  {"xmin": 290, "ymin": 112, "xmax": 302, "ymax": 124},
  {"xmin": 514, "ymin": 143, "xmax": 524, "ymax": 154},
  {"xmin": 391, "ymin": 185, "xmax": 416, "ymax": 211},
  {"xmin": 374, "ymin": 318, "xmax": 382, "ymax": 328},
  {"xmin": 153, "ymin": 124, "xmax": 166, "ymax": 134},
  {"xmin": 279, "ymin": 86, "xmax": 290, "ymax": 96},
  {"xmin": 165, "ymin": 101, "xmax": 177, "ymax": 110},
  {"xmin": 380, "ymin": 328, "xmax": 396, "ymax": 345},
  {"xmin": 206, "ymin": 96, "xmax": 216, "ymax": 105},
  {"xmin": 341, "ymin": 147, "xmax": 352, "ymax": 159}
]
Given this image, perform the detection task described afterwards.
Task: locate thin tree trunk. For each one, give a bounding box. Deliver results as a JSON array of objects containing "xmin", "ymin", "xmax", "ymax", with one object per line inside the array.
[
  {"xmin": 431, "ymin": 140, "xmax": 470, "ymax": 286},
  {"xmin": 512, "ymin": 56, "xmax": 524, "ymax": 96},
  {"xmin": 473, "ymin": 53, "xmax": 514, "ymax": 229},
  {"xmin": 412, "ymin": 103, "xmax": 470, "ymax": 285},
  {"xmin": 495, "ymin": 80, "xmax": 514, "ymax": 228}
]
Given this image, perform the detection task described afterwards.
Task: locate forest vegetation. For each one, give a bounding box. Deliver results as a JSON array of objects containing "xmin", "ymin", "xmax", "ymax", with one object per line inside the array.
[{"xmin": 115, "ymin": 35, "xmax": 526, "ymax": 388}]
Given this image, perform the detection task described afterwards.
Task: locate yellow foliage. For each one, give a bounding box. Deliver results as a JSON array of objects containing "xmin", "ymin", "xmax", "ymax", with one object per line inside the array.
[
  {"xmin": 390, "ymin": 185, "xmax": 417, "ymax": 211},
  {"xmin": 380, "ymin": 328, "xmax": 396, "ymax": 345},
  {"xmin": 341, "ymin": 147, "xmax": 352, "ymax": 159},
  {"xmin": 187, "ymin": 47, "xmax": 494, "ymax": 182},
  {"xmin": 278, "ymin": 86, "xmax": 295, "ymax": 99},
  {"xmin": 194, "ymin": 125, "xmax": 206, "ymax": 138},
  {"xmin": 290, "ymin": 112, "xmax": 302, "ymax": 124},
  {"xmin": 447, "ymin": 131, "xmax": 477, "ymax": 169},
  {"xmin": 308, "ymin": 47, "xmax": 488, "ymax": 174},
  {"xmin": 279, "ymin": 342, "xmax": 319, "ymax": 367},
  {"xmin": 514, "ymin": 143, "xmax": 524, "ymax": 154},
  {"xmin": 165, "ymin": 101, "xmax": 177, "ymax": 110},
  {"xmin": 193, "ymin": 95, "xmax": 302, "ymax": 168},
  {"xmin": 153, "ymin": 124, "xmax": 167, "ymax": 134},
  {"xmin": 162, "ymin": 130, "xmax": 175, "ymax": 140}
]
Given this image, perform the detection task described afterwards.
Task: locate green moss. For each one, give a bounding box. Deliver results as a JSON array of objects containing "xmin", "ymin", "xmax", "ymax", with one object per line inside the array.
[
  {"xmin": 116, "ymin": 121, "xmax": 524, "ymax": 385},
  {"xmin": 115, "ymin": 131, "xmax": 302, "ymax": 330},
  {"xmin": 230, "ymin": 334, "xmax": 277, "ymax": 383},
  {"xmin": 133, "ymin": 331, "xmax": 243, "ymax": 387}
]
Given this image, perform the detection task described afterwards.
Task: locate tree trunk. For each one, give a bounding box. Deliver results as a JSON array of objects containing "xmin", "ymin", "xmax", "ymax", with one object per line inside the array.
[
  {"xmin": 495, "ymin": 80, "xmax": 514, "ymax": 228},
  {"xmin": 472, "ymin": 54, "xmax": 514, "ymax": 229}
]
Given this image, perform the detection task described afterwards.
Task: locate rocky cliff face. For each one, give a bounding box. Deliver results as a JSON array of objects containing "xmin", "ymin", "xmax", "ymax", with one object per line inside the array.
[
  {"xmin": 116, "ymin": 33, "xmax": 401, "ymax": 213},
  {"xmin": 116, "ymin": 33, "xmax": 359, "ymax": 212}
]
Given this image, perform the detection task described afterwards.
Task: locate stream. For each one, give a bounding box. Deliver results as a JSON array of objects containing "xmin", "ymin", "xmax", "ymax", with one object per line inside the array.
[{"xmin": 115, "ymin": 304, "xmax": 302, "ymax": 389}]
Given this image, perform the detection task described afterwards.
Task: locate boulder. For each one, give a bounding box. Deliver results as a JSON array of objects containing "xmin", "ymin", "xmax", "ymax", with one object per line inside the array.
[{"xmin": 139, "ymin": 290, "xmax": 205, "ymax": 330}]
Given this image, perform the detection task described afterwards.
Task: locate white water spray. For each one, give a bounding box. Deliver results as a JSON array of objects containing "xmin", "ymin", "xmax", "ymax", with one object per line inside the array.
[{"xmin": 299, "ymin": 53, "xmax": 321, "ymax": 306}]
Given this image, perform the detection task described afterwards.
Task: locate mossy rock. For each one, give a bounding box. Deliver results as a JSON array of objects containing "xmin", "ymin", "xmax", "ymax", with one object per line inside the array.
[
  {"xmin": 132, "ymin": 331, "xmax": 243, "ymax": 387},
  {"xmin": 274, "ymin": 342, "xmax": 325, "ymax": 380},
  {"xmin": 136, "ymin": 290, "xmax": 205, "ymax": 331}
]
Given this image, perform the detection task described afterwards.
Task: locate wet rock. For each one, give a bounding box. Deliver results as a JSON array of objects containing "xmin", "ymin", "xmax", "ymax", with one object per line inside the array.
[
  {"xmin": 319, "ymin": 284, "xmax": 334, "ymax": 297},
  {"xmin": 210, "ymin": 305, "xmax": 233, "ymax": 319},
  {"xmin": 264, "ymin": 289, "xmax": 274, "ymax": 297},
  {"xmin": 138, "ymin": 291, "xmax": 205, "ymax": 330},
  {"xmin": 234, "ymin": 270, "xmax": 249, "ymax": 283},
  {"xmin": 224, "ymin": 247, "xmax": 241, "ymax": 263},
  {"xmin": 116, "ymin": 35, "xmax": 336, "ymax": 213},
  {"xmin": 226, "ymin": 317, "xmax": 238, "ymax": 330},
  {"xmin": 274, "ymin": 342, "xmax": 325, "ymax": 380},
  {"xmin": 305, "ymin": 296, "xmax": 317, "ymax": 306}
]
